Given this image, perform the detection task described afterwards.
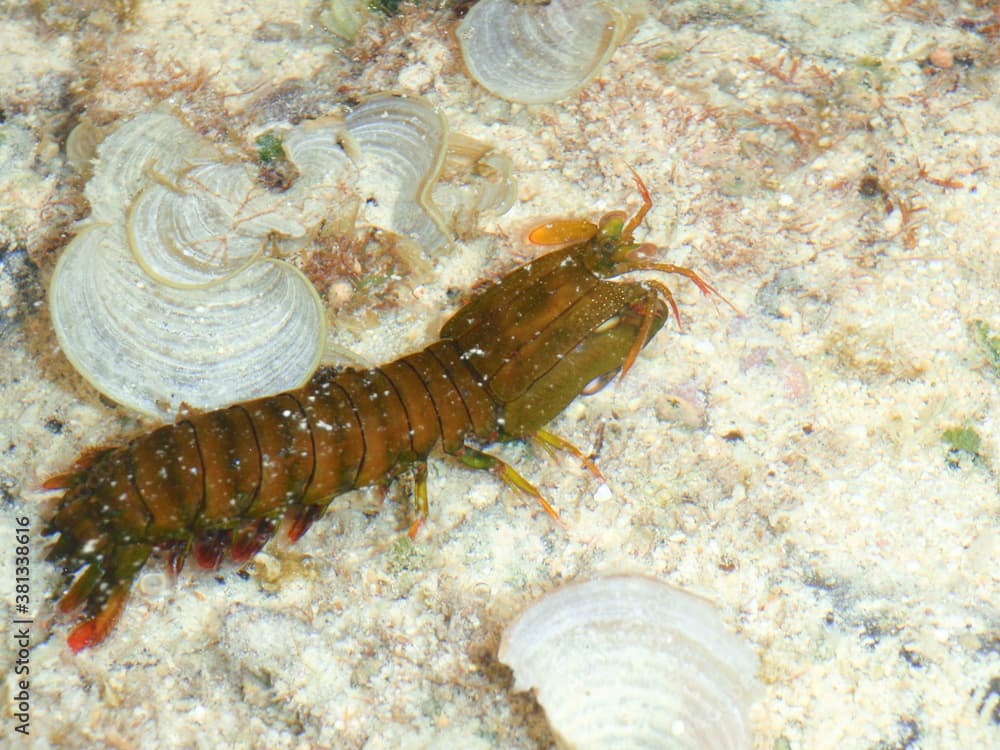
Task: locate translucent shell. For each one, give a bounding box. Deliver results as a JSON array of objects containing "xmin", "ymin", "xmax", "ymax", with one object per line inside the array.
[
  {"xmin": 124, "ymin": 117, "xmax": 357, "ymax": 289},
  {"xmin": 440, "ymin": 132, "xmax": 518, "ymax": 220},
  {"xmin": 343, "ymin": 94, "xmax": 451, "ymax": 253},
  {"xmin": 50, "ymin": 110, "xmax": 332, "ymax": 419},
  {"xmin": 127, "ymin": 161, "xmax": 306, "ymax": 287},
  {"xmin": 499, "ymin": 575, "xmax": 759, "ymax": 750},
  {"xmin": 50, "ymin": 223, "xmax": 324, "ymax": 418},
  {"xmin": 457, "ymin": 0, "xmax": 649, "ymax": 105},
  {"xmin": 84, "ymin": 110, "xmax": 220, "ymax": 225},
  {"xmin": 280, "ymin": 118, "xmax": 358, "ymax": 230},
  {"xmin": 318, "ymin": 0, "xmax": 370, "ymax": 41}
]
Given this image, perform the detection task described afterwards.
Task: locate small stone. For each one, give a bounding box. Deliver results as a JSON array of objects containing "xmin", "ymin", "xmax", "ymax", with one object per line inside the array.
[{"xmin": 928, "ymin": 47, "xmax": 953, "ymax": 69}]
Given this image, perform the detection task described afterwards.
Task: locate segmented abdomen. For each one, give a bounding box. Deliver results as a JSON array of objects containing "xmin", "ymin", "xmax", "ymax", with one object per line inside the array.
[{"xmin": 45, "ymin": 337, "xmax": 504, "ymax": 649}]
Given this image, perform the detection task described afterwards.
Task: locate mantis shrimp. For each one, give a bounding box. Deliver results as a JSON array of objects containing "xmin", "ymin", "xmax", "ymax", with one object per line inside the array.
[{"xmin": 43, "ymin": 173, "xmax": 730, "ymax": 650}]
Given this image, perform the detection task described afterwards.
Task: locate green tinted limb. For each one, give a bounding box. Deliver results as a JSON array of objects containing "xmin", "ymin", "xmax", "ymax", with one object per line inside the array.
[
  {"xmin": 456, "ymin": 446, "xmax": 564, "ymax": 525},
  {"xmin": 407, "ymin": 461, "xmax": 429, "ymax": 539},
  {"xmin": 532, "ymin": 428, "xmax": 604, "ymax": 481}
]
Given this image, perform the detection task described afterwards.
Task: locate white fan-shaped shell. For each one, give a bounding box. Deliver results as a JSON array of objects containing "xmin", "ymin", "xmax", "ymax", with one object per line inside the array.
[
  {"xmin": 280, "ymin": 119, "xmax": 359, "ymax": 231},
  {"xmin": 499, "ymin": 575, "xmax": 758, "ymax": 750},
  {"xmin": 85, "ymin": 109, "xmax": 221, "ymax": 225},
  {"xmin": 127, "ymin": 161, "xmax": 308, "ymax": 288},
  {"xmin": 472, "ymin": 150, "xmax": 517, "ymax": 215},
  {"xmin": 438, "ymin": 132, "xmax": 518, "ymax": 219},
  {"xmin": 343, "ymin": 93, "xmax": 450, "ymax": 252},
  {"xmin": 50, "ymin": 223, "xmax": 325, "ymax": 418},
  {"xmin": 319, "ymin": 0, "xmax": 370, "ymax": 41},
  {"xmin": 457, "ymin": 0, "xmax": 648, "ymax": 105}
]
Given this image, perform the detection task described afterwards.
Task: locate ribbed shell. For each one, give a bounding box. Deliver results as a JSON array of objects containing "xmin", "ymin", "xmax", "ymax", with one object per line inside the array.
[
  {"xmin": 49, "ymin": 98, "xmax": 515, "ymax": 419},
  {"xmin": 50, "ymin": 110, "xmax": 334, "ymax": 418},
  {"xmin": 343, "ymin": 93, "xmax": 451, "ymax": 253},
  {"xmin": 457, "ymin": 0, "xmax": 649, "ymax": 104},
  {"xmin": 84, "ymin": 110, "xmax": 221, "ymax": 225},
  {"xmin": 499, "ymin": 575, "xmax": 759, "ymax": 750},
  {"xmin": 50, "ymin": 223, "xmax": 324, "ymax": 418},
  {"xmin": 126, "ymin": 161, "xmax": 307, "ymax": 288}
]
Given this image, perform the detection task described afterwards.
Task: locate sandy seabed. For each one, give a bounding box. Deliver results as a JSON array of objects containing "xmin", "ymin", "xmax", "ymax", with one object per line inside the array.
[{"xmin": 1, "ymin": 1, "xmax": 998, "ymax": 748}]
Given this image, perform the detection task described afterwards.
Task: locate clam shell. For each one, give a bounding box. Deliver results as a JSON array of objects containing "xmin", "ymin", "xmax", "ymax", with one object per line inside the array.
[
  {"xmin": 65, "ymin": 117, "xmax": 108, "ymax": 179},
  {"xmin": 126, "ymin": 122, "xmax": 358, "ymax": 289},
  {"xmin": 442, "ymin": 132, "xmax": 518, "ymax": 219},
  {"xmin": 469, "ymin": 149, "xmax": 516, "ymax": 215},
  {"xmin": 457, "ymin": 0, "xmax": 649, "ymax": 105},
  {"xmin": 499, "ymin": 575, "xmax": 758, "ymax": 750},
  {"xmin": 49, "ymin": 223, "xmax": 324, "ymax": 418},
  {"xmin": 49, "ymin": 110, "xmax": 352, "ymax": 417},
  {"xmin": 280, "ymin": 117, "xmax": 358, "ymax": 231},
  {"xmin": 319, "ymin": 0, "xmax": 371, "ymax": 41}
]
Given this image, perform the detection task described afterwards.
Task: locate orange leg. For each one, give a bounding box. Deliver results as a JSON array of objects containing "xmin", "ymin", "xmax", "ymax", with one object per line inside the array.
[
  {"xmin": 622, "ymin": 165, "xmax": 653, "ymax": 239},
  {"xmin": 66, "ymin": 584, "xmax": 130, "ymax": 653},
  {"xmin": 641, "ymin": 263, "xmax": 738, "ymax": 312}
]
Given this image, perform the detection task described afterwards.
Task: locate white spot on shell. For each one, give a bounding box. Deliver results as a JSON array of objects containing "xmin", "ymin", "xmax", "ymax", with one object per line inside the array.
[{"xmin": 80, "ymin": 539, "xmax": 100, "ymax": 555}]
